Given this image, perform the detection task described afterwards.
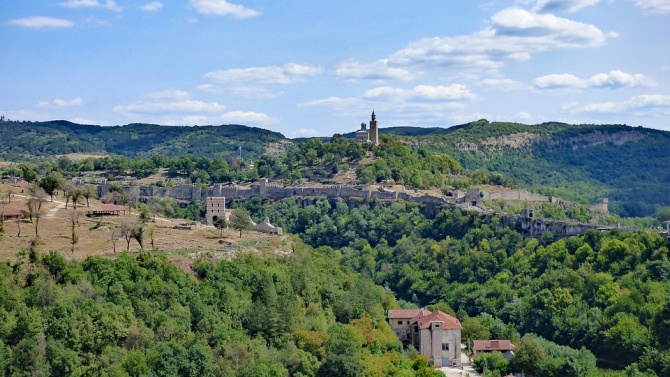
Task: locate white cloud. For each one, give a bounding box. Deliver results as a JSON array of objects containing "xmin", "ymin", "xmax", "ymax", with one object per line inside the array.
[
  {"xmin": 413, "ymin": 84, "xmax": 476, "ymax": 100},
  {"xmin": 571, "ymin": 94, "xmax": 670, "ymax": 113},
  {"xmin": 9, "ymin": 16, "xmax": 74, "ymax": 29},
  {"xmin": 335, "ymin": 59, "xmax": 415, "ymax": 81},
  {"xmin": 189, "ymin": 0, "xmax": 261, "ymax": 19},
  {"xmin": 204, "ymin": 63, "xmax": 323, "ymax": 84},
  {"xmin": 114, "ymin": 92, "xmax": 225, "ymax": 114},
  {"xmin": 140, "ymin": 2, "xmax": 163, "ymax": 12},
  {"xmin": 59, "ymin": 0, "xmax": 121, "ymax": 11},
  {"xmin": 480, "ymin": 77, "xmax": 526, "ymax": 90},
  {"xmin": 144, "ymin": 90, "xmax": 191, "ymax": 100},
  {"xmin": 388, "ymin": 7, "xmax": 610, "ymax": 71},
  {"xmin": 39, "ymin": 97, "xmax": 83, "ymax": 108},
  {"xmin": 534, "ymin": 70, "xmax": 654, "ymax": 89},
  {"xmin": 221, "ymin": 111, "xmax": 278, "ymax": 125},
  {"xmin": 632, "ymin": 0, "xmax": 670, "ymax": 14},
  {"xmin": 533, "ymin": 0, "xmax": 600, "ymax": 13},
  {"xmin": 362, "ymin": 84, "xmax": 476, "ymax": 101},
  {"xmin": 362, "ymin": 86, "xmax": 407, "ymax": 99}
]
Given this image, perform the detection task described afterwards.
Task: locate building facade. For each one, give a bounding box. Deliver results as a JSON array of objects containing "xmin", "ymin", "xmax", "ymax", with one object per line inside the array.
[
  {"xmin": 387, "ymin": 308, "xmax": 462, "ymax": 367},
  {"xmin": 353, "ymin": 111, "xmax": 379, "ymax": 145},
  {"xmin": 205, "ymin": 196, "xmax": 230, "ymax": 226}
]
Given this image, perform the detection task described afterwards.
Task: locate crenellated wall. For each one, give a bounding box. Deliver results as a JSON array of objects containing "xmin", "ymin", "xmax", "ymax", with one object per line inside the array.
[{"xmin": 94, "ymin": 180, "xmax": 607, "ymax": 238}]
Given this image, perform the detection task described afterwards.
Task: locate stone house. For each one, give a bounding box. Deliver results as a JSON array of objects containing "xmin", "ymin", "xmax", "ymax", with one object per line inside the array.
[{"xmin": 387, "ymin": 308, "xmax": 462, "ymax": 367}]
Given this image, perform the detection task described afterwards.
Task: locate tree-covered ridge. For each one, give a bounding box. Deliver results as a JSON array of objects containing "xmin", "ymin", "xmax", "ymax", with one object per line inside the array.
[
  {"xmin": 233, "ymin": 198, "xmax": 670, "ymax": 376},
  {"xmin": 409, "ymin": 121, "xmax": 670, "ymax": 217},
  {"xmin": 0, "ymin": 243, "xmax": 449, "ymax": 377},
  {"xmin": 0, "ymin": 120, "xmax": 284, "ymax": 161}
]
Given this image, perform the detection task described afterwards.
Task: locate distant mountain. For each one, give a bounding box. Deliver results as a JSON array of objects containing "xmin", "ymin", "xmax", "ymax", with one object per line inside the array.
[
  {"xmin": 387, "ymin": 120, "xmax": 670, "ymax": 217},
  {"xmin": 0, "ymin": 120, "xmax": 285, "ymax": 161}
]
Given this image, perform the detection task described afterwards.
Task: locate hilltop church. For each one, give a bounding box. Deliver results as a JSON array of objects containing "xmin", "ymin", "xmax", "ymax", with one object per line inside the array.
[{"xmin": 354, "ymin": 111, "xmax": 379, "ymax": 145}]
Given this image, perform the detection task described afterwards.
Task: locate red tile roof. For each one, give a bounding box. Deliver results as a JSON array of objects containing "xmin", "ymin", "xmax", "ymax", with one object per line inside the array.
[
  {"xmin": 388, "ymin": 309, "xmax": 424, "ymax": 319},
  {"xmin": 413, "ymin": 310, "xmax": 463, "ymax": 330},
  {"xmin": 473, "ymin": 340, "xmax": 516, "ymax": 352},
  {"xmin": 388, "ymin": 308, "xmax": 463, "ymax": 330}
]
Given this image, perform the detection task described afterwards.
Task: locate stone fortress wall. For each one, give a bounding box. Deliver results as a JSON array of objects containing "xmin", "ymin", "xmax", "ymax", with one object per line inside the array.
[{"xmin": 94, "ymin": 178, "xmax": 608, "ymax": 238}]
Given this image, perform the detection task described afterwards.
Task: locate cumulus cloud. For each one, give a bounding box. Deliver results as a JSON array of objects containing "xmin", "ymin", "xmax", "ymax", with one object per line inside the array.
[
  {"xmin": 220, "ymin": 111, "xmax": 278, "ymax": 125},
  {"xmin": 362, "ymin": 84, "xmax": 476, "ymax": 101},
  {"xmin": 140, "ymin": 2, "xmax": 163, "ymax": 12},
  {"xmin": 335, "ymin": 59, "xmax": 416, "ymax": 81},
  {"xmin": 571, "ymin": 94, "xmax": 670, "ymax": 113},
  {"xmin": 534, "ymin": 70, "xmax": 654, "ymax": 89},
  {"xmin": 533, "ymin": 0, "xmax": 600, "ymax": 13},
  {"xmin": 39, "ymin": 97, "xmax": 83, "ymax": 108},
  {"xmin": 114, "ymin": 100, "xmax": 224, "ymax": 114},
  {"xmin": 387, "ymin": 6, "xmax": 610, "ymax": 71},
  {"xmin": 301, "ymin": 83, "xmax": 476, "ymax": 122},
  {"xmin": 204, "ymin": 63, "xmax": 323, "ymax": 84},
  {"xmin": 59, "ymin": 0, "xmax": 121, "ymax": 11},
  {"xmin": 480, "ymin": 77, "xmax": 526, "ymax": 90},
  {"xmin": 632, "ymin": 0, "xmax": 670, "ymax": 14},
  {"xmin": 114, "ymin": 91, "xmax": 224, "ymax": 114},
  {"xmin": 9, "ymin": 16, "xmax": 74, "ymax": 29},
  {"xmin": 189, "ymin": 0, "xmax": 261, "ymax": 19},
  {"xmin": 144, "ymin": 90, "xmax": 191, "ymax": 100}
]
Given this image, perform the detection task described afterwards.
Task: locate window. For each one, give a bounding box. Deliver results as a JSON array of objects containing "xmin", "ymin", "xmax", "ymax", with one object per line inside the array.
[
  {"xmin": 398, "ymin": 320, "xmax": 403, "ymax": 325},
  {"xmin": 442, "ymin": 343, "xmax": 450, "ymax": 351}
]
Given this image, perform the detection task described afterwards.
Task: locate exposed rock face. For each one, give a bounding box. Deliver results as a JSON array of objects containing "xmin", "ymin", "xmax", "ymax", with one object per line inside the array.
[
  {"xmin": 558, "ymin": 130, "xmax": 647, "ymax": 149},
  {"xmin": 481, "ymin": 132, "xmax": 541, "ymax": 149}
]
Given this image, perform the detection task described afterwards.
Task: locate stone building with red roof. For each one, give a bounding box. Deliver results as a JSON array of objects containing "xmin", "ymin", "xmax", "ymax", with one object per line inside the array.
[
  {"xmin": 473, "ymin": 339, "xmax": 516, "ymax": 359},
  {"xmin": 387, "ymin": 308, "xmax": 463, "ymax": 367}
]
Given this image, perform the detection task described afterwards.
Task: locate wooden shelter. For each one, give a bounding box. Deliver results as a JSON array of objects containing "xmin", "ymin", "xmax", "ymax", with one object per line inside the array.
[{"xmin": 1, "ymin": 208, "xmax": 28, "ymax": 220}]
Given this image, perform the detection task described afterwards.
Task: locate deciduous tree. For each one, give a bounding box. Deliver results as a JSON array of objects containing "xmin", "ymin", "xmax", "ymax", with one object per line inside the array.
[{"xmin": 231, "ymin": 209, "xmax": 252, "ymax": 238}]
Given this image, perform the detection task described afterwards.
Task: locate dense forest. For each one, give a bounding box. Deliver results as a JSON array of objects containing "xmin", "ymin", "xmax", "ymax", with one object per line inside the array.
[
  {"xmin": 3, "ymin": 196, "xmax": 669, "ymax": 376},
  {"xmin": 0, "ymin": 242, "xmax": 454, "ymax": 377},
  {"xmin": 228, "ymin": 197, "xmax": 670, "ymax": 376}
]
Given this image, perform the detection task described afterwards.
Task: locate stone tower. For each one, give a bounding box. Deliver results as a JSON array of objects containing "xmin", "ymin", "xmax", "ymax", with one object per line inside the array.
[{"xmin": 369, "ymin": 111, "xmax": 379, "ymax": 145}]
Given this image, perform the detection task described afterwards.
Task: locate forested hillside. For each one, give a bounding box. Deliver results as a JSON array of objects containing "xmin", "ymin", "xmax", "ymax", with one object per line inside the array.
[
  {"xmin": 231, "ymin": 197, "xmax": 670, "ymax": 376},
  {"xmin": 0, "ymin": 120, "xmax": 283, "ymax": 161},
  {"xmin": 0, "ymin": 242, "xmax": 450, "ymax": 377},
  {"xmin": 410, "ymin": 120, "xmax": 670, "ymax": 217}
]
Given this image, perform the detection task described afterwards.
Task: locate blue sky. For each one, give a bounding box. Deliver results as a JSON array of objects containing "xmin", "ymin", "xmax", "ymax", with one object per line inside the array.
[{"xmin": 2, "ymin": 0, "xmax": 669, "ymax": 137}]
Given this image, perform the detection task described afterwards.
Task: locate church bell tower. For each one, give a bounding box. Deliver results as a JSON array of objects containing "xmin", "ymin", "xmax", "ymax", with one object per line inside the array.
[{"xmin": 369, "ymin": 111, "xmax": 379, "ymax": 145}]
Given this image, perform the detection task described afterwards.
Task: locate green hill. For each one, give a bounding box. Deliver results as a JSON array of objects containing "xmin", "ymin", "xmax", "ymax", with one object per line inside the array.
[
  {"xmin": 0, "ymin": 120, "xmax": 284, "ymax": 161},
  {"xmin": 388, "ymin": 120, "xmax": 670, "ymax": 217}
]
